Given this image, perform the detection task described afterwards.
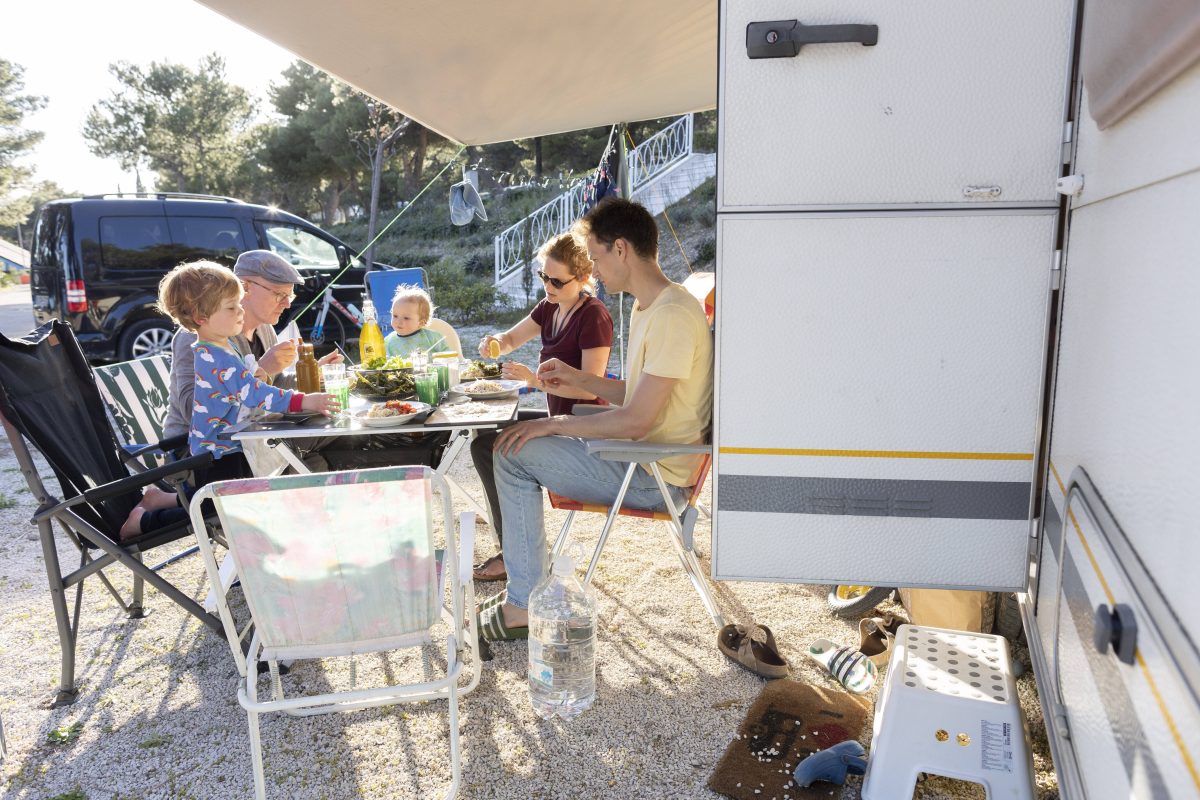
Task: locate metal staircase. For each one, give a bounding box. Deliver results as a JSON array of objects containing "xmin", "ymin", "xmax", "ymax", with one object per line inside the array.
[{"xmin": 493, "ymin": 114, "xmax": 715, "ymax": 299}]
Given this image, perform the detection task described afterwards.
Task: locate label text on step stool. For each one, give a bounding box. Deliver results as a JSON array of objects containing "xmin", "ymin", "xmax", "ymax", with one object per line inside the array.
[{"xmin": 981, "ymin": 720, "xmax": 1014, "ymax": 773}]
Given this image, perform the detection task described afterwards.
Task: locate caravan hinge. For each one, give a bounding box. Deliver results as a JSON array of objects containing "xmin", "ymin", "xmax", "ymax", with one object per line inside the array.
[
  {"xmin": 1052, "ymin": 703, "xmax": 1071, "ymax": 740},
  {"xmin": 1050, "ymin": 250, "xmax": 1062, "ymax": 290},
  {"xmin": 1061, "ymin": 120, "xmax": 1073, "ymax": 164}
]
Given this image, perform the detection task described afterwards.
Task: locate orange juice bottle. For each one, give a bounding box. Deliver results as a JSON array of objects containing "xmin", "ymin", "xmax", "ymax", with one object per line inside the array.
[{"xmin": 358, "ymin": 295, "xmax": 386, "ymax": 363}]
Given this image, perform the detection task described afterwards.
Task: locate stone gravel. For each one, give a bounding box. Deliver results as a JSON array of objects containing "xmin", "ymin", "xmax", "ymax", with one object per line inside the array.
[{"xmin": 0, "ymin": 427, "xmax": 1057, "ymax": 800}]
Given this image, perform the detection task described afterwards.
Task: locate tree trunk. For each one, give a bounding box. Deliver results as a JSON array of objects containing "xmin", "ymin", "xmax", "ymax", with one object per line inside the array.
[
  {"xmin": 534, "ymin": 137, "xmax": 543, "ymax": 179},
  {"xmin": 413, "ymin": 127, "xmax": 428, "ymax": 183},
  {"xmin": 321, "ymin": 181, "xmax": 344, "ymax": 226},
  {"xmin": 365, "ymin": 142, "xmax": 385, "ymax": 268}
]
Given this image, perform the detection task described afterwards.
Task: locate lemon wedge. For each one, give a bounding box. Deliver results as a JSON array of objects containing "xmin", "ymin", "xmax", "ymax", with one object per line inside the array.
[{"xmin": 488, "ymin": 339, "xmax": 501, "ymax": 358}]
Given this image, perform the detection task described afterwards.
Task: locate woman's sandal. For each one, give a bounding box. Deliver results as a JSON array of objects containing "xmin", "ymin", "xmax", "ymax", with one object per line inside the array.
[
  {"xmin": 807, "ymin": 638, "xmax": 877, "ymax": 694},
  {"xmin": 476, "ymin": 592, "xmax": 528, "ymax": 642},
  {"xmin": 858, "ymin": 614, "xmax": 904, "ymax": 673},
  {"xmin": 717, "ymin": 623, "xmax": 790, "ymax": 679},
  {"xmin": 472, "ymin": 554, "xmax": 508, "ymax": 582}
]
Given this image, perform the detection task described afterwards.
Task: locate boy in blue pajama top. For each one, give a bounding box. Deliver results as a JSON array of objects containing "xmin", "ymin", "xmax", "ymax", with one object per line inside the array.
[{"xmin": 156, "ymin": 261, "xmax": 339, "ymax": 463}]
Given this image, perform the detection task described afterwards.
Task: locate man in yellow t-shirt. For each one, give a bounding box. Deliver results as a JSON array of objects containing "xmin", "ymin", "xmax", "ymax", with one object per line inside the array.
[{"xmin": 478, "ymin": 198, "xmax": 713, "ymax": 643}]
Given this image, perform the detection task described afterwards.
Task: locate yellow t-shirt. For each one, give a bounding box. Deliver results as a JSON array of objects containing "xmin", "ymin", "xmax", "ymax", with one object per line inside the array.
[{"xmin": 624, "ymin": 283, "xmax": 714, "ymax": 486}]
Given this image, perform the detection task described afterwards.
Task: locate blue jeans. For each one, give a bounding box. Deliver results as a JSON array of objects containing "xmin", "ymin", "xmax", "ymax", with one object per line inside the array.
[{"xmin": 496, "ymin": 435, "xmax": 688, "ymax": 609}]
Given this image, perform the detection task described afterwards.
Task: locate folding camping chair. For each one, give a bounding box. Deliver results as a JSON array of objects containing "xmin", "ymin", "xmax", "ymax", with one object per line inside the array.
[
  {"xmin": 548, "ymin": 273, "xmax": 724, "ymax": 628},
  {"xmin": 188, "ymin": 466, "xmax": 479, "ymax": 800},
  {"xmin": 365, "ymin": 267, "xmax": 461, "ymax": 353},
  {"xmin": 93, "ymin": 353, "xmax": 176, "ymax": 471},
  {"xmin": 0, "ymin": 321, "xmax": 220, "ymax": 706}
]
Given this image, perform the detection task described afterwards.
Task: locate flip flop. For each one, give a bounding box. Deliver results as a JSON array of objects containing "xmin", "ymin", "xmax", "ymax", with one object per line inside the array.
[
  {"xmin": 717, "ymin": 623, "xmax": 790, "ymax": 679},
  {"xmin": 472, "ymin": 554, "xmax": 508, "ymax": 582},
  {"xmin": 793, "ymin": 739, "xmax": 868, "ymax": 788},
  {"xmin": 859, "ymin": 613, "xmax": 904, "ymax": 673},
  {"xmin": 807, "ymin": 638, "xmax": 876, "ymax": 694},
  {"xmin": 476, "ymin": 592, "xmax": 528, "ymax": 642}
]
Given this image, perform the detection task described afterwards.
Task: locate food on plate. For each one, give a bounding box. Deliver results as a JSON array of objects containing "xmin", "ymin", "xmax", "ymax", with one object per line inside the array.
[
  {"xmin": 350, "ymin": 363, "xmax": 415, "ymax": 398},
  {"xmin": 367, "ymin": 400, "xmax": 417, "ymax": 418},
  {"xmin": 362, "ymin": 355, "xmax": 412, "ymax": 370},
  {"xmin": 463, "ymin": 380, "xmax": 504, "ymax": 395},
  {"xmin": 460, "ymin": 359, "xmax": 503, "ymax": 380}
]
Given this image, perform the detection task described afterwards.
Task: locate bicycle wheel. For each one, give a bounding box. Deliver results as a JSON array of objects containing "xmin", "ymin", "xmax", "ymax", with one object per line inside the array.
[
  {"xmin": 297, "ymin": 305, "xmax": 346, "ymax": 353},
  {"xmin": 826, "ymin": 585, "xmax": 896, "ymax": 618}
]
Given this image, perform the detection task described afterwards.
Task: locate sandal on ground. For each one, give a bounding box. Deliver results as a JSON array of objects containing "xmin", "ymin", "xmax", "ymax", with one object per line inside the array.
[
  {"xmin": 858, "ymin": 614, "xmax": 904, "ymax": 673},
  {"xmin": 717, "ymin": 623, "xmax": 790, "ymax": 679},
  {"xmin": 793, "ymin": 739, "xmax": 868, "ymax": 788},
  {"xmin": 476, "ymin": 592, "xmax": 528, "ymax": 642},
  {"xmin": 807, "ymin": 638, "xmax": 876, "ymax": 694},
  {"xmin": 472, "ymin": 554, "xmax": 508, "ymax": 582}
]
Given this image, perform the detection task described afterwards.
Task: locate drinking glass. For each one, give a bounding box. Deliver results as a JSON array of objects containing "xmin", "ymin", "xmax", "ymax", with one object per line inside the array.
[
  {"xmin": 321, "ymin": 363, "xmax": 350, "ymax": 416},
  {"xmin": 414, "ymin": 366, "xmax": 441, "ymax": 406}
]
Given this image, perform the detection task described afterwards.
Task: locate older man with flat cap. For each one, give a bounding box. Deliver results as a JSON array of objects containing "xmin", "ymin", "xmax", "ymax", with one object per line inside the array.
[{"xmin": 164, "ymin": 250, "xmax": 342, "ymax": 441}]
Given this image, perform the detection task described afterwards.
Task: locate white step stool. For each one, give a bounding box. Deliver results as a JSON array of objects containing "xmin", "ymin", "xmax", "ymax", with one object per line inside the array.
[{"xmin": 862, "ymin": 624, "xmax": 1034, "ymax": 800}]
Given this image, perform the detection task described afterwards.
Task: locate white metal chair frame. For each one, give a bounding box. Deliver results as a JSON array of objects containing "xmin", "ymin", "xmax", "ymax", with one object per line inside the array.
[{"xmin": 188, "ymin": 468, "xmax": 480, "ymax": 800}]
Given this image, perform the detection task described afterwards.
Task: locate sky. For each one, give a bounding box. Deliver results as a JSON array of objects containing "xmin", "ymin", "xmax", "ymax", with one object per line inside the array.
[{"xmin": 5, "ymin": 0, "xmax": 298, "ymax": 194}]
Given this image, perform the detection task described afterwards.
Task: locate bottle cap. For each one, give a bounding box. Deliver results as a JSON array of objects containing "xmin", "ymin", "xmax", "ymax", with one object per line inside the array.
[{"xmin": 552, "ymin": 554, "xmax": 574, "ymax": 577}]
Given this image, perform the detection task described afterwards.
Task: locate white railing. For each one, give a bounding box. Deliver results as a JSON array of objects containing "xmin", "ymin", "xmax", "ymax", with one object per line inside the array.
[{"xmin": 494, "ymin": 115, "xmax": 694, "ymax": 288}]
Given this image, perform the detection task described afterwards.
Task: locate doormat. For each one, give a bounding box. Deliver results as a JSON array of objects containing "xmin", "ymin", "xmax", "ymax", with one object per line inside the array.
[{"xmin": 708, "ymin": 679, "xmax": 871, "ymax": 800}]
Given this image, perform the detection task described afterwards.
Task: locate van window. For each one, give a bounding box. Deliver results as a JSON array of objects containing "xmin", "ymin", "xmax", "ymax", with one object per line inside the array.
[
  {"xmin": 262, "ymin": 223, "xmax": 338, "ymax": 268},
  {"xmin": 98, "ymin": 216, "xmax": 176, "ymax": 271},
  {"xmin": 32, "ymin": 208, "xmax": 68, "ymax": 271},
  {"xmin": 167, "ymin": 216, "xmax": 244, "ymax": 265}
]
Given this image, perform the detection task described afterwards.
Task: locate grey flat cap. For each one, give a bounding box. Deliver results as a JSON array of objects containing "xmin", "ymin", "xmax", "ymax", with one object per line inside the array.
[{"xmin": 233, "ymin": 250, "xmax": 304, "ymax": 285}]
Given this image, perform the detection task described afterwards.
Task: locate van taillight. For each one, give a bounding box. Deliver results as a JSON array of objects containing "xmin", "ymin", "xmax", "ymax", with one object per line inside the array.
[{"xmin": 66, "ymin": 280, "xmax": 87, "ymax": 313}]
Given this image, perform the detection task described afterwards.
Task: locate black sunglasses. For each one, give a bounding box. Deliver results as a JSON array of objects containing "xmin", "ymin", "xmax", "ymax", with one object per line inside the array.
[{"xmin": 537, "ymin": 270, "xmax": 576, "ymax": 290}]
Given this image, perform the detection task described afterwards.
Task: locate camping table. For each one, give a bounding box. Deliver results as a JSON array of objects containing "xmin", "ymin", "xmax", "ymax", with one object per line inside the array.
[{"xmin": 226, "ymin": 393, "xmax": 520, "ymax": 522}]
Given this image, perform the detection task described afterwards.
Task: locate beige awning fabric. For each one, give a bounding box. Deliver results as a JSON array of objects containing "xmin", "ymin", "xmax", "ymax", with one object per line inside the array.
[{"xmin": 195, "ymin": 0, "xmax": 717, "ymax": 145}]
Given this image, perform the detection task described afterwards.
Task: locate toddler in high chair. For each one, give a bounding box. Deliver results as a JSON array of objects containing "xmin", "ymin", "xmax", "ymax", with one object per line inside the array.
[{"xmin": 384, "ymin": 285, "xmax": 456, "ymax": 359}]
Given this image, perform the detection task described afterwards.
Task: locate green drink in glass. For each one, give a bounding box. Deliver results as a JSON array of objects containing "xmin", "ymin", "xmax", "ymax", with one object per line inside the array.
[{"xmin": 414, "ymin": 369, "xmax": 440, "ymax": 406}]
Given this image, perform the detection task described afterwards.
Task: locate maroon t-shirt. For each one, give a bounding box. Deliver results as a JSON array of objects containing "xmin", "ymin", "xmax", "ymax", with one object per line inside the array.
[{"xmin": 529, "ymin": 295, "xmax": 614, "ymax": 416}]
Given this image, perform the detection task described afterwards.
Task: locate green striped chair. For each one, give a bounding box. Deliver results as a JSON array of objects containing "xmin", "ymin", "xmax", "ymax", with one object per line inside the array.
[{"xmin": 93, "ymin": 354, "xmax": 175, "ymax": 471}]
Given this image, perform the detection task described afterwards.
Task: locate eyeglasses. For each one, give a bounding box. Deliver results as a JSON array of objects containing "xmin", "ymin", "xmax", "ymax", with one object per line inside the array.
[
  {"xmin": 537, "ymin": 270, "xmax": 577, "ymax": 290},
  {"xmin": 244, "ymin": 279, "xmax": 296, "ymax": 305}
]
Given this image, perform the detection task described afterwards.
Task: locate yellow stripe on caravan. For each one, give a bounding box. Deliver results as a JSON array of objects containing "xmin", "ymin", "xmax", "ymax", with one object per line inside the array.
[
  {"xmin": 1051, "ymin": 460, "xmax": 1200, "ymax": 792},
  {"xmin": 719, "ymin": 447, "xmax": 1033, "ymax": 461}
]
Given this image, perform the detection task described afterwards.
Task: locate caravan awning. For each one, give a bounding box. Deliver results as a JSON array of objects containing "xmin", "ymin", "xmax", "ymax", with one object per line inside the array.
[{"xmin": 195, "ymin": 0, "xmax": 717, "ymax": 145}]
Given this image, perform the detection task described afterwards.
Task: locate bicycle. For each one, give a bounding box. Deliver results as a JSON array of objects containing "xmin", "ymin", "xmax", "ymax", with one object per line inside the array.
[{"xmin": 297, "ymin": 281, "xmax": 364, "ymax": 350}]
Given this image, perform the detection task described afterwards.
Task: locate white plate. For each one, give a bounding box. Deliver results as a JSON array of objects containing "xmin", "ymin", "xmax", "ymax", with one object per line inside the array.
[
  {"xmin": 354, "ymin": 401, "xmax": 431, "ymax": 427},
  {"xmin": 450, "ymin": 379, "xmax": 524, "ymax": 399}
]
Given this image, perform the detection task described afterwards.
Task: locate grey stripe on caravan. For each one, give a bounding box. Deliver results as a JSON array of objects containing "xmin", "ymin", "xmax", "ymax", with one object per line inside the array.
[
  {"xmin": 1060, "ymin": 544, "xmax": 1168, "ymax": 796},
  {"xmin": 717, "ymin": 475, "xmax": 1030, "ymax": 520}
]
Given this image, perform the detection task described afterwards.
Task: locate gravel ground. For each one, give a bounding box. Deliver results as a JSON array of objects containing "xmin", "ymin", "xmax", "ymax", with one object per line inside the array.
[{"xmin": 0, "ymin": 430, "xmax": 1058, "ymax": 800}]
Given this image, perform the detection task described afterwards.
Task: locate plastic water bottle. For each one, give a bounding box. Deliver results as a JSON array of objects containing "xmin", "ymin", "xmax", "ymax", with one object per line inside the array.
[{"xmin": 527, "ymin": 552, "xmax": 596, "ymax": 720}]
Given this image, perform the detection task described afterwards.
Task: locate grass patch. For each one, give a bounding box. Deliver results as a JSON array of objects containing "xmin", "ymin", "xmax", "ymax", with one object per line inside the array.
[
  {"xmin": 0, "ymin": 493, "xmax": 17, "ymax": 509},
  {"xmin": 46, "ymin": 720, "xmax": 84, "ymax": 745},
  {"xmin": 48, "ymin": 789, "xmax": 87, "ymax": 800},
  {"xmin": 138, "ymin": 732, "xmax": 172, "ymax": 748}
]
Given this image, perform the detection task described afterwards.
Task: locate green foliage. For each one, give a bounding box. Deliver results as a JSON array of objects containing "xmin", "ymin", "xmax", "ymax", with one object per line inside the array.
[
  {"xmin": 83, "ymin": 54, "xmax": 254, "ymax": 194},
  {"xmin": 0, "ymin": 59, "xmax": 48, "ymax": 228},
  {"xmin": 138, "ymin": 732, "xmax": 171, "ymax": 748},
  {"xmin": 0, "ymin": 492, "xmax": 16, "ymax": 509},
  {"xmin": 46, "ymin": 720, "xmax": 84, "ymax": 745},
  {"xmin": 0, "ymin": 179, "xmax": 80, "ymax": 244},
  {"xmin": 427, "ymin": 256, "xmax": 506, "ymax": 325},
  {"xmin": 48, "ymin": 789, "xmax": 87, "ymax": 800},
  {"xmin": 693, "ymin": 236, "xmax": 716, "ymax": 268}
]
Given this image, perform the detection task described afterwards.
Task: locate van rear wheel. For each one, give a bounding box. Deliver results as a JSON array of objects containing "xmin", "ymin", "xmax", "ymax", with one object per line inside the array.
[{"xmin": 120, "ymin": 319, "xmax": 175, "ymax": 360}]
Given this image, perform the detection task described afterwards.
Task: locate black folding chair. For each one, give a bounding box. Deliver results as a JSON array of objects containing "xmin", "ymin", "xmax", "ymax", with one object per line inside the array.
[{"xmin": 0, "ymin": 321, "xmax": 222, "ymax": 706}]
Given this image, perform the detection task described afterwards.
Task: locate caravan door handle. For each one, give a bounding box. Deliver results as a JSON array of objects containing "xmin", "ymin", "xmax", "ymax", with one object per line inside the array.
[
  {"xmin": 1093, "ymin": 603, "xmax": 1138, "ymax": 665},
  {"xmin": 746, "ymin": 20, "xmax": 879, "ymax": 59}
]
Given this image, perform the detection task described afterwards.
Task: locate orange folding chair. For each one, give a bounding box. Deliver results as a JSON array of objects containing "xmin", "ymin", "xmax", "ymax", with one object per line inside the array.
[{"xmin": 547, "ymin": 272, "xmax": 723, "ymax": 627}]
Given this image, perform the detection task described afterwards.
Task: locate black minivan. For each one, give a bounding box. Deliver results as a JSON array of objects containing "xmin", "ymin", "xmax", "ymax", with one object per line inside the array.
[{"xmin": 30, "ymin": 193, "xmax": 369, "ymax": 361}]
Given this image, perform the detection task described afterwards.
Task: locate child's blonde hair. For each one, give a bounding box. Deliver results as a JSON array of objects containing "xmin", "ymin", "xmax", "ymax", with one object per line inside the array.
[
  {"xmin": 157, "ymin": 261, "xmax": 241, "ymax": 332},
  {"xmin": 391, "ymin": 285, "xmax": 435, "ymax": 327}
]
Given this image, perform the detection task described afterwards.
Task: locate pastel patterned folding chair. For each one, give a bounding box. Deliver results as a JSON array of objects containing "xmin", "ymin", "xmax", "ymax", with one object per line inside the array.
[
  {"xmin": 548, "ymin": 272, "xmax": 724, "ymax": 628},
  {"xmin": 188, "ymin": 466, "xmax": 480, "ymax": 800},
  {"xmin": 93, "ymin": 353, "xmax": 176, "ymax": 472}
]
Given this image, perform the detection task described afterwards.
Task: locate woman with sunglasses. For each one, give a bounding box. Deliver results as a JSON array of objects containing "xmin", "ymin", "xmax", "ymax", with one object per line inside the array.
[{"xmin": 470, "ymin": 231, "xmax": 614, "ymax": 581}]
